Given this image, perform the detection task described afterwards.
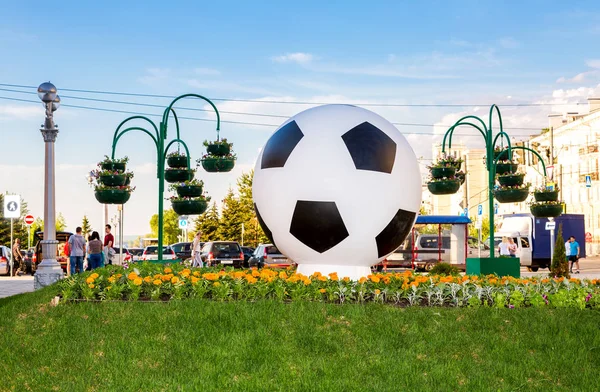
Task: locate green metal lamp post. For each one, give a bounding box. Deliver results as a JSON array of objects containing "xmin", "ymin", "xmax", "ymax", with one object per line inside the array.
[
  {"xmin": 108, "ymin": 94, "xmax": 221, "ymax": 261},
  {"xmin": 440, "ymin": 104, "xmax": 548, "ymax": 275}
]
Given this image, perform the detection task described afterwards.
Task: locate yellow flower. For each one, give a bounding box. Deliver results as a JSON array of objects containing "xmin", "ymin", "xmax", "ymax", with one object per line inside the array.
[
  {"xmin": 143, "ymin": 276, "xmax": 152, "ymax": 283},
  {"xmin": 374, "ymin": 289, "xmax": 381, "ymax": 295},
  {"xmin": 88, "ymin": 284, "xmax": 95, "ymax": 289},
  {"xmin": 86, "ymin": 277, "xmax": 94, "ymax": 284},
  {"xmin": 127, "ymin": 272, "xmax": 138, "ymax": 281},
  {"xmin": 161, "ymin": 274, "xmax": 171, "ymax": 282},
  {"xmin": 106, "ymin": 286, "xmax": 112, "ymax": 290},
  {"xmin": 303, "ymin": 279, "xmax": 311, "ymax": 286},
  {"xmin": 370, "ymin": 275, "xmax": 381, "ymax": 283},
  {"xmin": 193, "ymin": 271, "xmax": 201, "ymax": 277},
  {"xmin": 359, "ymin": 277, "xmax": 367, "ymax": 284},
  {"xmin": 342, "ymin": 277, "xmax": 350, "ymax": 282},
  {"xmin": 328, "ymin": 272, "xmax": 339, "ymax": 281},
  {"xmin": 164, "ymin": 267, "xmax": 172, "ymax": 274},
  {"xmin": 203, "ymin": 273, "xmax": 219, "ymax": 281},
  {"xmin": 191, "ymin": 276, "xmax": 199, "ymax": 284},
  {"xmin": 108, "ymin": 276, "xmax": 116, "ymax": 283},
  {"xmin": 133, "ymin": 278, "xmax": 143, "ymax": 286},
  {"xmin": 319, "ymin": 288, "xmax": 326, "ymax": 294},
  {"xmin": 90, "ymin": 273, "xmax": 99, "ymax": 279},
  {"xmin": 171, "ymin": 276, "xmax": 180, "ymax": 284},
  {"xmin": 153, "ymin": 279, "xmax": 162, "ymax": 286},
  {"xmin": 279, "ymin": 271, "xmax": 288, "ymax": 280},
  {"xmin": 213, "ymin": 282, "xmax": 221, "ymax": 287}
]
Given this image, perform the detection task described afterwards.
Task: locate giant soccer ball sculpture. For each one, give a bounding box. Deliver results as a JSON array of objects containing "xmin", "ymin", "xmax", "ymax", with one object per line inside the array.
[{"xmin": 253, "ymin": 104, "xmax": 422, "ymax": 280}]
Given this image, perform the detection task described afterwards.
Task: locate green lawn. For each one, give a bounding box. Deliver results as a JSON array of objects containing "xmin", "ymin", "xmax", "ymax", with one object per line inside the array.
[{"xmin": 1, "ymin": 286, "xmax": 600, "ymax": 391}]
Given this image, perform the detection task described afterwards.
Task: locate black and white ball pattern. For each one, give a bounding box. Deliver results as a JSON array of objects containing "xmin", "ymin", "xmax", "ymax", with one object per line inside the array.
[{"xmin": 253, "ymin": 104, "xmax": 421, "ymax": 278}]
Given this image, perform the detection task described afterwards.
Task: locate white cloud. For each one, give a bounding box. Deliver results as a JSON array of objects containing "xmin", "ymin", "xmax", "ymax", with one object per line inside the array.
[
  {"xmin": 0, "ymin": 104, "xmax": 43, "ymax": 120},
  {"xmin": 137, "ymin": 68, "xmax": 171, "ymax": 85},
  {"xmin": 556, "ymin": 72, "xmax": 589, "ymax": 83},
  {"xmin": 272, "ymin": 52, "xmax": 314, "ymax": 64},
  {"xmin": 586, "ymin": 59, "xmax": 600, "ymax": 69}
]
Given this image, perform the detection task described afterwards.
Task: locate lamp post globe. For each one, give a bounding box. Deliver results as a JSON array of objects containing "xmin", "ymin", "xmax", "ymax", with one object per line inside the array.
[
  {"xmin": 37, "ymin": 82, "xmax": 57, "ymax": 103},
  {"xmin": 52, "ymin": 95, "xmax": 60, "ymax": 112}
]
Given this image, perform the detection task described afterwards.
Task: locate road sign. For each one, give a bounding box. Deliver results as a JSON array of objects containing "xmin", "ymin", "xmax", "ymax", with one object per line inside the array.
[
  {"xmin": 545, "ymin": 221, "xmax": 556, "ymax": 231},
  {"xmin": 546, "ymin": 182, "xmax": 555, "ymax": 191},
  {"xmin": 3, "ymin": 195, "xmax": 20, "ymax": 218},
  {"xmin": 24, "ymin": 215, "xmax": 34, "ymax": 225},
  {"xmin": 494, "ymin": 203, "xmax": 498, "ymax": 215},
  {"xmin": 178, "ymin": 219, "xmax": 188, "ymax": 229},
  {"xmin": 477, "ymin": 204, "xmax": 482, "ymax": 216},
  {"xmin": 586, "ymin": 232, "xmax": 593, "ymax": 242},
  {"xmin": 586, "ymin": 175, "xmax": 592, "ymax": 188}
]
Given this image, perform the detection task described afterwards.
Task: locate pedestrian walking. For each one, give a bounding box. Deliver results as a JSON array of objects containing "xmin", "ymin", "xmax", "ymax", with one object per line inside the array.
[
  {"xmin": 191, "ymin": 231, "xmax": 203, "ymax": 268},
  {"xmin": 508, "ymin": 237, "xmax": 518, "ymax": 258},
  {"xmin": 68, "ymin": 227, "xmax": 87, "ymax": 275},
  {"xmin": 498, "ymin": 237, "xmax": 511, "ymax": 256},
  {"xmin": 565, "ymin": 237, "xmax": 571, "ymax": 264},
  {"xmin": 103, "ymin": 224, "xmax": 115, "ymax": 265},
  {"xmin": 11, "ymin": 238, "xmax": 24, "ymax": 276},
  {"xmin": 568, "ymin": 236, "xmax": 581, "ymax": 274},
  {"xmin": 87, "ymin": 231, "xmax": 104, "ymax": 270}
]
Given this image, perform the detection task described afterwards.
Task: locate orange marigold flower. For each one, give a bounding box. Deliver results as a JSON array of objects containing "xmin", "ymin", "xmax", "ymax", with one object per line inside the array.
[
  {"xmin": 318, "ymin": 275, "xmax": 327, "ymax": 282},
  {"xmin": 193, "ymin": 271, "xmax": 201, "ymax": 277},
  {"xmin": 370, "ymin": 275, "xmax": 381, "ymax": 283},
  {"xmin": 319, "ymin": 288, "xmax": 326, "ymax": 294},
  {"xmin": 133, "ymin": 278, "xmax": 143, "ymax": 286},
  {"xmin": 143, "ymin": 276, "xmax": 152, "ymax": 283},
  {"xmin": 127, "ymin": 272, "xmax": 138, "ymax": 281},
  {"xmin": 374, "ymin": 289, "xmax": 381, "ymax": 295},
  {"xmin": 343, "ymin": 277, "xmax": 350, "ymax": 282},
  {"xmin": 90, "ymin": 273, "xmax": 99, "ymax": 279},
  {"xmin": 191, "ymin": 276, "xmax": 199, "ymax": 284},
  {"xmin": 303, "ymin": 279, "xmax": 311, "ymax": 286},
  {"xmin": 86, "ymin": 277, "xmax": 94, "ymax": 284},
  {"xmin": 161, "ymin": 275, "xmax": 171, "ymax": 282},
  {"xmin": 203, "ymin": 273, "xmax": 219, "ymax": 281},
  {"xmin": 279, "ymin": 271, "xmax": 288, "ymax": 280},
  {"xmin": 88, "ymin": 283, "xmax": 95, "ymax": 289},
  {"xmin": 153, "ymin": 279, "xmax": 162, "ymax": 286},
  {"xmin": 246, "ymin": 276, "xmax": 258, "ymax": 284},
  {"xmin": 181, "ymin": 268, "xmax": 191, "ymax": 275},
  {"xmin": 164, "ymin": 267, "xmax": 172, "ymax": 274},
  {"xmin": 108, "ymin": 276, "xmax": 116, "ymax": 283},
  {"xmin": 328, "ymin": 272, "xmax": 339, "ymax": 281},
  {"xmin": 359, "ymin": 277, "xmax": 367, "ymax": 284},
  {"xmin": 171, "ymin": 276, "xmax": 180, "ymax": 284},
  {"xmin": 251, "ymin": 270, "xmax": 260, "ymax": 277}
]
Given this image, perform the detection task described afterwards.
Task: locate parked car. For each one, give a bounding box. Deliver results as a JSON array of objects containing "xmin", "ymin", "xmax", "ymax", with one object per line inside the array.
[
  {"xmin": 141, "ymin": 246, "xmax": 177, "ymax": 261},
  {"xmin": 241, "ymin": 246, "xmax": 255, "ymax": 267},
  {"xmin": 200, "ymin": 241, "xmax": 244, "ymax": 268},
  {"xmin": 0, "ymin": 246, "xmax": 11, "ymax": 275},
  {"xmin": 170, "ymin": 242, "xmax": 193, "ymax": 261},
  {"xmin": 248, "ymin": 244, "xmax": 291, "ymax": 268},
  {"xmin": 128, "ymin": 248, "xmax": 144, "ymax": 262},
  {"xmin": 33, "ymin": 231, "xmax": 73, "ymax": 273},
  {"xmin": 112, "ymin": 247, "xmax": 132, "ymax": 265}
]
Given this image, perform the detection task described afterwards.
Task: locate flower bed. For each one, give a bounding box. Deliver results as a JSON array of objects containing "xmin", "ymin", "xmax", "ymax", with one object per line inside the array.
[{"xmin": 57, "ymin": 263, "xmax": 600, "ymax": 309}]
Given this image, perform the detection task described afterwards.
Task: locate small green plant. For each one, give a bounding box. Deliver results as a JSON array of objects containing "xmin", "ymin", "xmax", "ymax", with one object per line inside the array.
[
  {"xmin": 551, "ymin": 223, "xmax": 570, "ymax": 278},
  {"xmin": 429, "ymin": 262, "xmax": 460, "ymax": 276}
]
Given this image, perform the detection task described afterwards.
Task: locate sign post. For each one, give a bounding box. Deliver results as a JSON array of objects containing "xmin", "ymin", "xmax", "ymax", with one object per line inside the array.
[
  {"xmin": 586, "ymin": 175, "xmax": 592, "ymax": 188},
  {"xmin": 24, "ymin": 214, "xmax": 34, "ymax": 250},
  {"xmin": 546, "ymin": 219, "xmax": 556, "ymax": 264},
  {"xmin": 4, "ymin": 195, "xmax": 21, "ymax": 276}
]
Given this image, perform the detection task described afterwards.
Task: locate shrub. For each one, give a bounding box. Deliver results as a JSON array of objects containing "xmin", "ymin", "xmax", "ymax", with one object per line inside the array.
[
  {"xmin": 428, "ymin": 262, "xmax": 460, "ymax": 276},
  {"xmin": 551, "ymin": 223, "xmax": 570, "ymax": 278}
]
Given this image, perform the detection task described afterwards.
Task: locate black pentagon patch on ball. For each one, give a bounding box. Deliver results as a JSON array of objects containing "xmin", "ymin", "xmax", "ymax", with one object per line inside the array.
[
  {"xmin": 290, "ymin": 201, "xmax": 349, "ymax": 253},
  {"xmin": 375, "ymin": 208, "xmax": 417, "ymax": 258},
  {"xmin": 254, "ymin": 203, "xmax": 276, "ymax": 245},
  {"xmin": 261, "ymin": 120, "xmax": 304, "ymax": 169},
  {"xmin": 341, "ymin": 122, "xmax": 397, "ymax": 174}
]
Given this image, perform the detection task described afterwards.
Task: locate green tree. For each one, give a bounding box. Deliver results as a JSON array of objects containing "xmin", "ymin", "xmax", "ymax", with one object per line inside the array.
[
  {"xmin": 468, "ymin": 216, "xmax": 491, "ymax": 241},
  {"xmin": 217, "ymin": 188, "xmax": 244, "ymax": 242},
  {"xmin": 235, "ymin": 170, "xmax": 268, "ymax": 247},
  {"xmin": 551, "ymin": 224, "xmax": 570, "ymax": 278},
  {"xmin": 149, "ymin": 209, "xmax": 181, "ymax": 245},
  {"xmin": 28, "ymin": 213, "xmax": 68, "ymax": 247},
  {"xmin": 193, "ymin": 202, "xmax": 221, "ymax": 241},
  {"xmin": 81, "ymin": 215, "xmax": 91, "ymax": 238},
  {"xmin": 0, "ymin": 193, "xmax": 31, "ymax": 247}
]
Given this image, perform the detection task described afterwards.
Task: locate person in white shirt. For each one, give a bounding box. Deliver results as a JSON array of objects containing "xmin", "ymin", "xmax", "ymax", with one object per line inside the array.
[
  {"xmin": 565, "ymin": 238, "xmax": 571, "ymax": 262},
  {"xmin": 498, "ymin": 237, "xmax": 511, "ymax": 256},
  {"xmin": 191, "ymin": 231, "xmax": 203, "ymax": 268}
]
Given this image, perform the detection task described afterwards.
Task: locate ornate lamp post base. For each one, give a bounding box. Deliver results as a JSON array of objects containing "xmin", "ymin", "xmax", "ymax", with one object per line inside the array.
[{"xmin": 34, "ymin": 240, "xmax": 64, "ymax": 289}]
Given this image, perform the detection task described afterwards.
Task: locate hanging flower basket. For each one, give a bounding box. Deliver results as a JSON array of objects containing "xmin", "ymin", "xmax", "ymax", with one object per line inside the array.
[
  {"xmin": 530, "ymin": 202, "xmax": 563, "ymax": 218},
  {"xmin": 98, "ymin": 156, "xmax": 128, "ymax": 172},
  {"xmin": 497, "ymin": 173, "xmax": 525, "ymax": 187},
  {"xmin": 455, "ymin": 171, "xmax": 466, "ymax": 185},
  {"xmin": 200, "ymin": 156, "xmax": 236, "ymax": 173},
  {"xmin": 99, "ymin": 174, "xmax": 127, "ymax": 186},
  {"xmin": 205, "ymin": 142, "xmax": 231, "ymax": 156},
  {"xmin": 494, "ymin": 162, "xmax": 519, "ymax": 175},
  {"xmin": 176, "ymin": 185, "xmax": 203, "ymax": 198},
  {"xmin": 494, "ymin": 148, "xmax": 510, "ymax": 161},
  {"xmin": 439, "ymin": 156, "xmax": 463, "ymax": 171},
  {"xmin": 167, "ymin": 155, "xmax": 189, "ymax": 169},
  {"xmin": 94, "ymin": 189, "xmax": 131, "ymax": 204},
  {"xmin": 165, "ymin": 169, "xmax": 194, "ymax": 183},
  {"xmin": 427, "ymin": 179, "xmax": 461, "ymax": 195},
  {"xmin": 533, "ymin": 187, "xmax": 559, "ymax": 202},
  {"xmin": 171, "ymin": 198, "xmax": 209, "ymax": 215},
  {"xmin": 494, "ymin": 186, "xmax": 529, "ymax": 203},
  {"xmin": 430, "ymin": 166, "xmax": 456, "ymax": 179}
]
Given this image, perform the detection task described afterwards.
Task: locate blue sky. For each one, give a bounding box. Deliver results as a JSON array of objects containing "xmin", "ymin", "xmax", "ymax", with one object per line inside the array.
[{"xmin": 1, "ymin": 1, "xmax": 599, "ymax": 236}]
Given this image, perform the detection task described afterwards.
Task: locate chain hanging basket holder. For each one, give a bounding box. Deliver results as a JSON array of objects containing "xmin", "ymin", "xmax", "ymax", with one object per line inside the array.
[
  {"xmin": 530, "ymin": 201, "xmax": 563, "ymax": 218},
  {"xmin": 427, "ymin": 178, "xmax": 461, "ymax": 195},
  {"xmin": 497, "ymin": 172, "xmax": 525, "ymax": 187},
  {"xmin": 494, "ymin": 185, "xmax": 530, "ymax": 203}
]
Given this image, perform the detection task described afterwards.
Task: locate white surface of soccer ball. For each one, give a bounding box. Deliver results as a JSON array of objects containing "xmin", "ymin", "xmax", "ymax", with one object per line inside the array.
[{"xmin": 252, "ymin": 104, "xmax": 422, "ymax": 280}]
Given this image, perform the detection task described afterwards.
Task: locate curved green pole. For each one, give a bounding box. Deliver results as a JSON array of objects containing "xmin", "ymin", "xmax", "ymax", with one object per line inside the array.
[
  {"xmin": 445, "ymin": 121, "xmax": 488, "ymax": 152},
  {"xmin": 111, "ymin": 127, "xmax": 159, "ymax": 160},
  {"xmin": 162, "ymin": 93, "xmax": 221, "ymax": 139},
  {"xmin": 442, "ymin": 115, "xmax": 489, "ymax": 152},
  {"xmin": 168, "ymin": 108, "xmax": 181, "ymax": 143},
  {"xmin": 489, "ymin": 104, "xmax": 503, "ymax": 137},
  {"xmin": 164, "ymin": 138, "xmax": 192, "ymax": 170},
  {"xmin": 112, "ymin": 116, "xmax": 160, "ymax": 147},
  {"xmin": 494, "ymin": 146, "xmax": 547, "ymax": 176},
  {"xmin": 492, "ymin": 131, "xmax": 513, "ymax": 161}
]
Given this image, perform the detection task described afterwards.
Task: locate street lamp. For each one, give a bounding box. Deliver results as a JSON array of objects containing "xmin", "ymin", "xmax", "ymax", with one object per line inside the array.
[{"xmin": 34, "ymin": 82, "xmax": 64, "ymax": 289}]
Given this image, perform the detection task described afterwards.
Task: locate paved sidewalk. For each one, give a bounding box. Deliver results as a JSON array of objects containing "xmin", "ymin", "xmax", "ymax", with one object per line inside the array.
[{"xmin": 0, "ymin": 276, "xmax": 35, "ymax": 299}]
